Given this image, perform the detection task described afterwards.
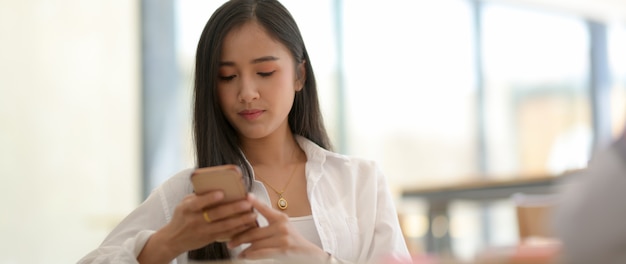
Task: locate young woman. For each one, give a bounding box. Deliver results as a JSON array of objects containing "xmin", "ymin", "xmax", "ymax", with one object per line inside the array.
[{"xmin": 79, "ymin": 0, "xmax": 409, "ymax": 263}]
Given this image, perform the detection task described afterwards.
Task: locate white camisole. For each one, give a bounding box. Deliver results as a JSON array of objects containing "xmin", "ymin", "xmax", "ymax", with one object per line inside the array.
[{"xmin": 289, "ymin": 215, "xmax": 323, "ymax": 248}]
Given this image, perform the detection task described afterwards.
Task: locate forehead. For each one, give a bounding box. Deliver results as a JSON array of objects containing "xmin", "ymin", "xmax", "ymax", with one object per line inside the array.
[{"xmin": 220, "ymin": 21, "xmax": 293, "ymax": 63}]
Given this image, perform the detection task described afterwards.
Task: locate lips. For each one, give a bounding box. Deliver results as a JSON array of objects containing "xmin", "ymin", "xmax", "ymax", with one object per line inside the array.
[{"xmin": 238, "ymin": 109, "xmax": 264, "ymax": 120}]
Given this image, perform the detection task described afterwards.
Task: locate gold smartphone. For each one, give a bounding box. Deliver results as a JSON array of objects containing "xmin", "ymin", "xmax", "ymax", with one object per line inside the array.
[
  {"xmin": 190, "ymin": 164, "xmax": 247, "ymax": 202},
  {"xmin": 191, "ymin": 164, "xmax": 258, "ymax": 239}
]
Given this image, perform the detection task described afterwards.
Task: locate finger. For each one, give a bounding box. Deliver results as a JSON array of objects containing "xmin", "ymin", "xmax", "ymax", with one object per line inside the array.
[
  {"xmin": 227, "ymin": 221, "xmax": 274, "ymax": 249},
  {"xmin": 233, "ymin": 234, "xmax": 281, "ymax": 252},
  {"xmin": 212, "ymin": 221, "xmax": 258, "ymax": 242},
  {"xmin": 203, "ymin": 211, "xmax": 258, "ymax": 237},
  {"xmin": 181, "ymin": 193, "xmax": 196, "ymax": 203},
  {"xmin": 239, "ymin": 247, "xmax": 282, "ymax": 260},
  {"xmin": 181, "ymin": 191, "xmax": 224, "ymax": 214},
  {"xmin": 203, "ymin": 199, "xmax": 253, "ymax": 222},
  {"xmin": 176, "ymin": 194, "xmax": 205, "ymax": 216},
  {"xmin": 193, "ymin": 191, "xmax": 224, "ymax": 210},
  {"xmin": 247, "ymin": 194, "xmax": 287, "ymax": 223}
]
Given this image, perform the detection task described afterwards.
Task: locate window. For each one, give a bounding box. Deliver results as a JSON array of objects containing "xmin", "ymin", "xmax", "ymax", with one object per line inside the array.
[
  {"xmin": 342, "ymin": 0, "xmax": 477, "ymax": 188},
  {"xmin": 608, "ymin": 24, "xmax": 626, "ymax": 137},
  {"xmin": 481, "ymin": 4, "xmax": 591, "ymax": 176}
]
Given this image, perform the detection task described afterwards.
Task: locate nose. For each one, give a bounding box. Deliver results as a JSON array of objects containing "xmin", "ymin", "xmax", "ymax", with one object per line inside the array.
[{"xmin": 237, "ymin": 74, "xmax": 259, "ymax": 103}]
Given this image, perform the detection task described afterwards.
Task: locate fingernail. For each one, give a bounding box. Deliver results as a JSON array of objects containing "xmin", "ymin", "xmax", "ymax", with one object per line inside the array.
[{"xmin": 214, "ymin": 192, "xmax": 224, "ymax": 200}]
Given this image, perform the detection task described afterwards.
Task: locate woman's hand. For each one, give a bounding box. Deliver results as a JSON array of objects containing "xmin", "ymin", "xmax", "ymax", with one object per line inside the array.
[
  {"xmin": 138, "ymin": 191, "xmax": 258, "ymax": 264},
  {"xmin": 226, "ymin": 194, "xmax": 328, "ymax": 260}
]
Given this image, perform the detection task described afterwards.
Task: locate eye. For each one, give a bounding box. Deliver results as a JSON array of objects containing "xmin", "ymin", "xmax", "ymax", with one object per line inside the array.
[
  {"xmin": 219, "ymin": 75, "xmax": 236, "ymax": 81},
  {"xmin": 258, "ymin": 71, "xmax": 275, "ymax": 77}
]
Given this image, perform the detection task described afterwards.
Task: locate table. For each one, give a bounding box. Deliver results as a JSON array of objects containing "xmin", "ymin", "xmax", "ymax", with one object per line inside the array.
[{"xmin": 401, "ymin": 173, "xmax": 573, "ymax": 254}]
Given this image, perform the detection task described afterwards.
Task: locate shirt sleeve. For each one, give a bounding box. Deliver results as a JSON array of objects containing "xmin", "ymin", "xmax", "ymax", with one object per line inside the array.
[
  {"xmin": 77, "ymin": 230, "xmax": 155, "ymax": 264},
  {"xmin": 367, "ymin": 162, "xmax": 411, "ymax": 263},
  {"xmin": 77, "ymin": 171, "xmax": 192, "ymax": 264}
]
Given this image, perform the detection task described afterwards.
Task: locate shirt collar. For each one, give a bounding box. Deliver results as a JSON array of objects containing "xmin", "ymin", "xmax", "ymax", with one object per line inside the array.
[{"xmin": 295, "ymin": 135, "xmax": 326, "ymax": 184}]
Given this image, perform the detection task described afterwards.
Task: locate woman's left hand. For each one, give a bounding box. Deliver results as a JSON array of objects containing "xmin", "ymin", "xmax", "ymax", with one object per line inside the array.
[{"xmin": 226, "ymin": 194, "xmax": 328, "ymax": 260}]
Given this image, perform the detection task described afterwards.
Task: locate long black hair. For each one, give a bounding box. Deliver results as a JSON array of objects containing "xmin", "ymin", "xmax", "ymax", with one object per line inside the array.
[{"xmin": 189, "ymin": 0, "xmax": 331, "ymax": 260}]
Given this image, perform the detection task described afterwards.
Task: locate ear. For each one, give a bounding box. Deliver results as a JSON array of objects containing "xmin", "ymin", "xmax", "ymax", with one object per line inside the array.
[{"xmin": 294, "ymin": 61, "xmax": 306, "ymax": 92}]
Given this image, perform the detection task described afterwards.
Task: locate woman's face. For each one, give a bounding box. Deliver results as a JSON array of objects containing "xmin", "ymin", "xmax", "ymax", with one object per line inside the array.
[{"xmin": 217, "ymin": 21, "xmax": 304, "ymax": 141}]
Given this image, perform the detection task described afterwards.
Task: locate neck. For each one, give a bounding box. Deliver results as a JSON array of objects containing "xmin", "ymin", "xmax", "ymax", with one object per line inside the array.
[{"xmin": 240, "ymin": 128, "xmax": 301, "ymax": 166}]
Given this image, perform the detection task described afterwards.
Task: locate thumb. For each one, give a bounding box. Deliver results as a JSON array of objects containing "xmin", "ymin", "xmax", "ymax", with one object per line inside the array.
[{"xmin": 247, "ymin": 193, "xmax": 283, "ymax": 222}]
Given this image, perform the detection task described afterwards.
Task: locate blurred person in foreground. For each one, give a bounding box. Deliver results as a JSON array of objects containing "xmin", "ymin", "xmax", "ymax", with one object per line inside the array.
[
  {"xmin": 554, "ymin": 122, "xmax": 626, "ymax": 264},
  {"xmin": 78, "ymin": 0, "xmax": 409, "ymax": 263}
]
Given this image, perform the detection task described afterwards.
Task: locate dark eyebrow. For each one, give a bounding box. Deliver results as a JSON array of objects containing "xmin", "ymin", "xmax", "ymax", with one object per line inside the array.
[
  {"xmin": 251, "ymin": 56, "xmax": 279, "ymax": 64},
  {"xmin": 219, "ymin": 56, "xmax": 279, "ymax": 66}
]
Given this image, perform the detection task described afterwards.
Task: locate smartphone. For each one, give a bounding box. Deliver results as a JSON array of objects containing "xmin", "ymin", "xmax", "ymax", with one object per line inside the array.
[
  {"xmin": 190, "ymin": 164, "xmax": 247, "ymax": 203},
  {"xmin": 191, "ymin": 164, "xmax": 258, "ymax": 237}
]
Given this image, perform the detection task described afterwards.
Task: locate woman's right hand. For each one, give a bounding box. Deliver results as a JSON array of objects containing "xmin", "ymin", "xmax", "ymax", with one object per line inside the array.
[{"xmin": 137, "ymin": 191, "xmax": 258, "ymax": 264}]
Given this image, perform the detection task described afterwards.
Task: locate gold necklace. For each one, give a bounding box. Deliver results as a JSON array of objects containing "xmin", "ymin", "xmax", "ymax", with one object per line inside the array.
[{"xmin": 256, "ymin": 150, "xmax": 300, "ymax": 210}]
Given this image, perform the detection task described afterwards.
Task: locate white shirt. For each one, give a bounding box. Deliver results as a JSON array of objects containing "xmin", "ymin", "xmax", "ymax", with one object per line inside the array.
[{"xmin": 78, "ymin": 136, "xmax": 410, "ymax": 264}]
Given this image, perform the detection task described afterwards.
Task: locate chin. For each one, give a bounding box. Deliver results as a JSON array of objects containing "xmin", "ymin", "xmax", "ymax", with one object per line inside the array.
[{"xmin": 236, "ymin": 129, "xmax": 272, "ymax": 140}]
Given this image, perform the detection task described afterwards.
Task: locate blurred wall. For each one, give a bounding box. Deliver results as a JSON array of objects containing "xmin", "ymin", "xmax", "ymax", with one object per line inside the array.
[{"xmin": 0, "ymin": 0, "xmax": 140, "ymax": 263}]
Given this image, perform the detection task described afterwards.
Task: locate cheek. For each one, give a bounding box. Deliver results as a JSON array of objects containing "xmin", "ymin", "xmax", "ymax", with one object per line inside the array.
[
  {"xmin": 267, "ymin": 78, "xmax": 296, "ymax": 101},
  {"xmin": 274, "ymin": 72, "xmax": 299, "ymax": 92}
]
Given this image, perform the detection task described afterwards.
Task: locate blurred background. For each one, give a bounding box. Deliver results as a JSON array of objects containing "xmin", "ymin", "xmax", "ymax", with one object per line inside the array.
[{"xmin": 1, "ymin": 0, "xmax": 625, "ymax": 263}]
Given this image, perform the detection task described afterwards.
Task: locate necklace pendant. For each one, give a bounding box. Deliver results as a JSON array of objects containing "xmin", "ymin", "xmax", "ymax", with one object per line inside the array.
[{"xmin": 277, "ymin": 197, "xmax": 288, "ymax": 210}]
